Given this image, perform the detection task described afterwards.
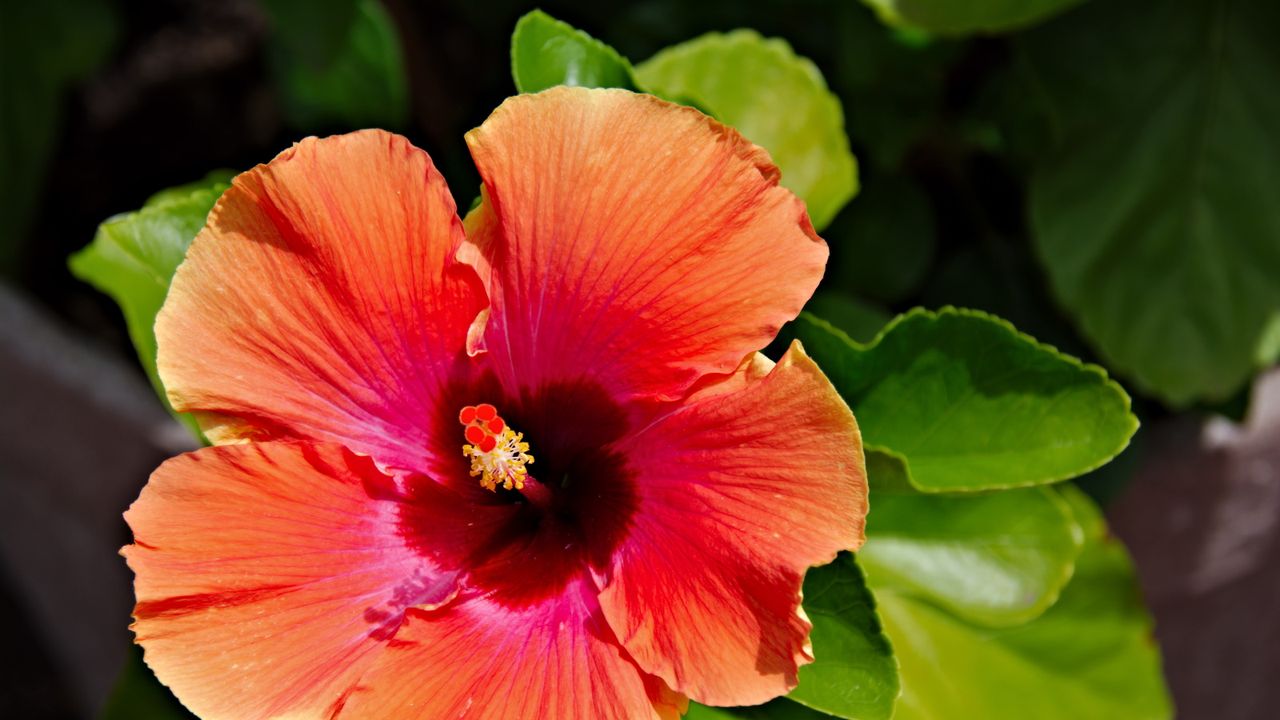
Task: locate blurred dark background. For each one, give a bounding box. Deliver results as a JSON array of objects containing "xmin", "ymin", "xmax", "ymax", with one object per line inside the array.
[{"xmin": 1, "ymin": 0, "xmax": 1277, "ymax": 718}]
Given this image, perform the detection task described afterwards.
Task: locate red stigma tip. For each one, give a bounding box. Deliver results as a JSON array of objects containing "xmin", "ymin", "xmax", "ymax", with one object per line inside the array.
[
  {"xmin": 459, "ymin": 406, "xmax": 477, "ymax": 424},
  {"xmin": 486, "ymin": 417, "xmax": 505, "ymax": 434},
  {"xmin": 475, "ymin": 403, "xmax": 497, "ymax": 422},
  {"xmin": 478, "ymin": 435, "xmax": 498, "ymax": 453},
  {"xmin": 464, "ymin": 425, "xmax": 486, "ymax": 445}
]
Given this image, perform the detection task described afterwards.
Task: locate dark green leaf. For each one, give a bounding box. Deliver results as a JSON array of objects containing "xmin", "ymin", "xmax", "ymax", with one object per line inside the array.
[
  {"xmin": 69, "ymin": 171, "xmax": 232, "ymax": 437},
  {"xmin": 789, "ymin": 554, "xmax": 899, "ymax": 720},
  {"xmin": 636, "ymin": 30, "xmax": 857, "ymax": 231},
  {"xmin": 272, "ymin": 0, "xmax": 408, "ymax": 130},
  {"xmin": 794, "ymin": 308, "xmax": 1137, "ymax": 491},
  {"xmin": 1024, "ymin": 0, "xmax": 1280, "ymax": 406},
  {"xmin": 861, "ymin": 0, "xmax": 1089, "ymax": 35},
  {"xmin": 510, "ymin": 10, "xmax": 636, "ymax": 93},
  {"xmin": 874, "ymin": 486, "xmax": 1172, "ymax": 719},
  {"xmin": 860, "ymin": 487, "xmax": 1083, "ymax": 626}
]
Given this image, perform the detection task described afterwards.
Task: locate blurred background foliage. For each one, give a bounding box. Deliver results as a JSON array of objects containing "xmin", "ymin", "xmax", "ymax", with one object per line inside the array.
[{"xmin": 2, "ymin": 0, "xmax": 1278, "ymax": 718}]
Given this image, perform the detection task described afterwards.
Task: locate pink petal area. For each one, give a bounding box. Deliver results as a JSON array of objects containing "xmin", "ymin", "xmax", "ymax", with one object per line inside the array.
[
  {"xmin": 124, "ymin": 441, "xmax": 458, "ymax": 720},
  {"xmin": 462, "ymin": 87, "xmax": 827, "ymax": 404},
  {"xmin": 598, "ymin": 343, "xmax": 868, "ymax": 706},
  {"xmin": 156, "ymin": 129, "xmax": 486, "ymax": 476},
  {"xmin": 337, "ymin": 579, "xmax": 687, "ymax": 720}
]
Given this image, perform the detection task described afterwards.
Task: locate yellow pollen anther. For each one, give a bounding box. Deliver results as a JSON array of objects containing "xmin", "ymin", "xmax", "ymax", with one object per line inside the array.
[{"xmin": 459, "ymin": 405, "xmax": 535, "ymax": 492}]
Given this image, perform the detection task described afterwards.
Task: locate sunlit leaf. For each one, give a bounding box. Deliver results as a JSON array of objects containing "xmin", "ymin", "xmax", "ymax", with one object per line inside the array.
[
  {"xmin": 69, "ymin": 171, "xmax": 232, "ymax": 437},
  {"xmin": 636, "ymin": 30, "xmax": 857, "ymax": 230},
  {"xmin": 876, "ymin": 486, "xmax": 1172, "ymax": 719},
  {"xmin": 794, "ymin": 308, "xmax": 1137, "ymax": 491},
  {"xmin": 860, "ymin": 487, "xmax": 1083, "ymax": 626},
  {"xmin": 510, "ymin": 9, "xmax": 636, "ymax": 93}
]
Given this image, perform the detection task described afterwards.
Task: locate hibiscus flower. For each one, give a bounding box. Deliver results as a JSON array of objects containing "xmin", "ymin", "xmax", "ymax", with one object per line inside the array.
[{"xmin": 124, "ymin": 87, "xmax": 867, "ymax": 719}]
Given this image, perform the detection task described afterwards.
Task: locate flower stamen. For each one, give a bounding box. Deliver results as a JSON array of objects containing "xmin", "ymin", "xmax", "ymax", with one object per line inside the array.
[{"xmin": 459, "ymin": 404, "xmax": 534, "ymax": 491}]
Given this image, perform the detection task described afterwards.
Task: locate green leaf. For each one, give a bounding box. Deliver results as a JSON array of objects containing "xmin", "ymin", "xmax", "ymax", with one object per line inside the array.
[
  {"xmin": 789, "ymin": 554, "xmax": 899, "ymax": 720},
  {"xmin": 510, "ymin": 10, "xmax": 636, "ymax": 93},
  {"xmin": 793, "ymin": 308, "xmax": 1137, "ymax": 491},
  {"xmin": 685, "ymin": 699, "xmax": 835, "ymax": 719},
  {"xmin": 272, "ymin": 0, "xmax": 408, "ymax": 130},
  {"xmin": 69, "ymin": 171, "xmax": 233, "ymax": 436},
  {"xmin": 636, "ymin": 30, "xmax": 857, "ymax": 231},
  {"xmin": 875, "ymin": 486, "xmax": 1172, "ymax": 720},
  {"xmin": 860, "ymin": 0, "xmax": 1089, "ymax": 35},
  {"xmin": 860, "ymin": 487, "xmax": 1083, "ymax": 626},
  {"xmin": 827, "ymin": 173, "xmax": 935, "ymax": 304},
  {"xmin": 1023, "ymin": 0, "xmax": 1280, "ymax": 406}
]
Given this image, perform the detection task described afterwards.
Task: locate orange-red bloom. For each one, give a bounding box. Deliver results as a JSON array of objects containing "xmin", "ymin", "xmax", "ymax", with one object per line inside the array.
[{"xmin": 124, "ymin": 87, "xmax": 867, "ymax": 719}]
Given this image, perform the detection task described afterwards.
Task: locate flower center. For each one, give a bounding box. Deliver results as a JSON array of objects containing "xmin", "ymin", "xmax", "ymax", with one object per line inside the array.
[{"xmin": 458, "ymin": 403, "xmax": 535, "ymax": 492}]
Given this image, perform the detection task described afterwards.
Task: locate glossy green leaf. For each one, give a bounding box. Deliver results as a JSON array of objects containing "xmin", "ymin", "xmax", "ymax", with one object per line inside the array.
[
  {"xmin": 510, "ymin": 10, "xmax": 636, "ymax": 93},
  {"xmin": 636, "ymin": 30, "xmax": 857, "ymax": 231},
  {"xmin": 860, "ymin": 487, "xmax": 1083, "ymax": 626},
  {"xmin": 1024, "ymin": 0, "xmax": 1280, "ymax": 406},
  {"xmin": 827, "ymin": 173, "xmax": 934, "ymax": 304},
  {"xmin": 686, "ymin": 699, "xmax": 835, "ymax": 719},
  {"xmin": 69, "ymin": 172, "xmax": 232, "ymax": 436},
  {"xmin": 875, "ymin": 486, "xmax": 1172, "ymax": 720},
  {"xmin": 794, "ymin": 308, "xmax": 1137, "ymax": 491},
  {"xmin": 789, "ymin": 554, "xmax": 899, "ymax": 720},
  {"xmin": 861, "ymin": 0, "xmax": 1088, "ymax": 35},
  {"xmin": 272, "ymin": 0, "xmax": 408, "ymax": 130}
]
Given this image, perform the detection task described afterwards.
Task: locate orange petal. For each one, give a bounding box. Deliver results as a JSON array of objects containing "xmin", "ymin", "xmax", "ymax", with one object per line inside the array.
[
  {"xmin": 337, "ymin": 580, "xmax": 687, "ymax": 720},
  {"xmin": 157, "ymin": 130, "xmax": 486, "ymax": 475},
  {"xmin": 124, "ymin": 442, "xmax": 458, "ymax": 720},
  {"xmin": 598, "ymin": 343, "xmax": 867, "ymax": 706},
  {"xmin": 462, "ymin": 87, "xmax": 826, "ymax": 403}
]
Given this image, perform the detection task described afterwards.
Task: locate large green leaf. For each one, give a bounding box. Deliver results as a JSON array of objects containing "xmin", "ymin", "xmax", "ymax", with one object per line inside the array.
[
  {"xmin": 69, "ymin": 172, "xmax": 232, "ymax": 435},
  {"xmin": 860, "ymin": 487, "xmax": 1083, "ymax": 626},
  {"xmin": 510, "ymin": 10, "xmax": 636, "ymax": 93},
  {"xmin": 860, "ymin": 0, "xmax": 1089, "ymax": 35},
  {"xmin": 1023, "ymin": 0, "xmax": 1280, "ymax": 406},
  {"xmin": 271, "ymin": 0, "xmax": 408, "ymax": 130},
  {"xmin": 793, "ymin": 308, "xmax": 1137, "ymax": 491},
  {"xmin": 875, "ymin": 486, "xmax": 1171, "ymax": 720},
  {"xmin": 636, "ymin": 30, "xmax": 858, "ymax": 231},
  {"xmin": 788, "ymin": 555, "xmax": 899, "ymax": 720}
]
